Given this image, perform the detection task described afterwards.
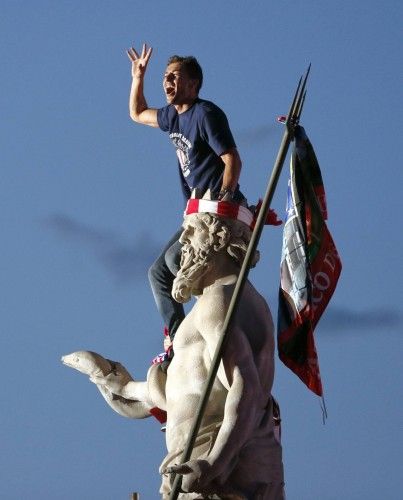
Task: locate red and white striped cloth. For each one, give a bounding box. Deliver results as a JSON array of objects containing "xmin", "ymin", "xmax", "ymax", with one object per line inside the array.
[
  {"xmin": 185, "ymin": 198, "xmax": 282, "ymax": 228},
  {"xmin": 185, "ymin": 199, "xmax": 254, "ymax": 227}
]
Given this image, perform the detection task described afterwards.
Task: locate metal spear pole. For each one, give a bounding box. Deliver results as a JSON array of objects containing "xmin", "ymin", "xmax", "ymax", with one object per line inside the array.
[{"xmin": 168, "ymin": 66, "xmax": 311, "ymax": 500}]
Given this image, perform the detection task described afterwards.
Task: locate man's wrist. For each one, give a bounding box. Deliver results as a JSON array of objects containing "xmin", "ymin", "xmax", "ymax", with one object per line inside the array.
[{"xmin": 218, "ymin": 187, "xmax": 234, "ymax": 201}]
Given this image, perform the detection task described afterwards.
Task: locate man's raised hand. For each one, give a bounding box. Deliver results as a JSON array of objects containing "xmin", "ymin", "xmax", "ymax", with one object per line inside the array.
[{"xmin": 127, "ymin": 43, "xmax": 153, "ymax": 79}]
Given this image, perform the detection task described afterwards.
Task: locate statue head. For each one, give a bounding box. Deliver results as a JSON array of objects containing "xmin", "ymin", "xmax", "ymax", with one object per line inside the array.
[{"xmin": 172, "ymin": 203, "xmax": 259, "ymax": 303}]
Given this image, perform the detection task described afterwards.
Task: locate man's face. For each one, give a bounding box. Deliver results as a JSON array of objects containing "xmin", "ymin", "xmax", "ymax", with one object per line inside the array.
[{"xmin": 163, "ymin": 62, "xmax": 198, "ymax": 105}]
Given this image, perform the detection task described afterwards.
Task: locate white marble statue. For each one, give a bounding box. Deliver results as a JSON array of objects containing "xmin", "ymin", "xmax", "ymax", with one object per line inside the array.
[{"xmin": 62, "ymin": 207, "xmax": 285, "ymax": 500}]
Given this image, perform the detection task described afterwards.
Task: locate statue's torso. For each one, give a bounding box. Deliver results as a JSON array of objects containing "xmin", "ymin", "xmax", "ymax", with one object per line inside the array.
[{"xmin": 165, "ymin": 302, "xmax": 227, "ymax": 451}]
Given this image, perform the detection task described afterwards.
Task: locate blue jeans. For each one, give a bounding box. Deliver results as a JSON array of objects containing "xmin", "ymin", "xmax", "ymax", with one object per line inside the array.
[{"xmin": 148, "ymin": 229, "xmax": 184, "ymax": 340}]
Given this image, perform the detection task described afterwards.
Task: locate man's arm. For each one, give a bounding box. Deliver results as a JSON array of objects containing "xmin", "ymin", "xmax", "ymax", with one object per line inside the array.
[
  {"xmin": 127, "ymin": 43, "xmax": 159, "ymax": 127},
  {"xmin": 219, "ymin": 147, "xmax": 242, "ymax": 197},
  {"xmin": 201, "ymin": 108, "xmax": 242, "ymax": 198}
]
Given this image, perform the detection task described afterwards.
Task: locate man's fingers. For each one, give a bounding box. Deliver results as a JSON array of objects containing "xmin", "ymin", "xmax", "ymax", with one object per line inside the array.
[
  {"xmin": 127, "ymin": 46, "xmax": 139, "ymax": 59},
  {"xmin": 126, "ymin": 49, "xmax": 136, "ymax": 62},
  {"xmin": 127, "ymin": 44, "xmax": 152, "ymax": 65},
  {"xmin": 126, "ymin": 50, "xmax": 136, "ymax": 63},
  {"xmin": 145, "ymin": 46, "xmax": 153, "ymax": 62},
  {"xmin": 141, "ymin": 43, "xmax": 153, "ymax": 62}
]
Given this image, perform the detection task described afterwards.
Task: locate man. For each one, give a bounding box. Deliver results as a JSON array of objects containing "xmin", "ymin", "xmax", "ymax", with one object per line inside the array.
[{"xmin": 127, "ymin": 43, "xmax": 245, "ymax": 350}]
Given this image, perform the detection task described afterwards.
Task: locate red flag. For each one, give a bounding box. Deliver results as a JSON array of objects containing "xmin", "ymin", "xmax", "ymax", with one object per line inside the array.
[{"xmin": 277, "ymin": 127, "xmax": 342, "ymax": 396}]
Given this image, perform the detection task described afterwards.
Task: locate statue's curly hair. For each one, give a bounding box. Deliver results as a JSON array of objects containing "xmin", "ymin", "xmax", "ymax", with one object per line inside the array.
[{"xmin": 186, "ymin": 213, "xmax": 260, "ymax": 267}]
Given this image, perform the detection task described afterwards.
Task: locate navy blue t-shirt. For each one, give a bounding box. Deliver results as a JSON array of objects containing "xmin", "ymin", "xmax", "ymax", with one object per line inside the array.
[{"xmin": 157, "ymin": 98, "xmax": 243, "ymax": 202}]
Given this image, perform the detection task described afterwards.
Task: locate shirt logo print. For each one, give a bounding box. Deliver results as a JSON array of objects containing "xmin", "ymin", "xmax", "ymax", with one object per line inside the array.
[{"xmin": 170, "ymin": 133, "xmax": 192, "ymax": 178}]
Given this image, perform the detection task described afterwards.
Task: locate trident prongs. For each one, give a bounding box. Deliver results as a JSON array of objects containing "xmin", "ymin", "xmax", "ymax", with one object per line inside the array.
[
  {"xmin": 295, "ymin": 63, "xmax": 311, "ymax": 121},
  {"xmin": 296, "ymin": 89, "xmax": 307, "ymax": 123},
  {"xmin": 301, "ymin": 63, "xmax": 311, "ymax": 94},
  {"xmin": 285, "ymin": 75, "xmax": 302, "ymax": 130},
  {"xmin": 286, "ymin": 63, "xmax": 311, "ymax": 136}
]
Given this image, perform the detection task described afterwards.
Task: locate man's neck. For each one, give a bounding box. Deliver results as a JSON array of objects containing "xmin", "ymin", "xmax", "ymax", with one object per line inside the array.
[{"xmin": 174, "ymin": 97, "xmax": 198, "ymax": 114}]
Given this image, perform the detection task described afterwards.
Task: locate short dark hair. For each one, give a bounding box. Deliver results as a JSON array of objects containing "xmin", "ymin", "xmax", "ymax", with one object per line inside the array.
[{"xmin": 167, "ymin": 55, "xmax": 203, "ymax": 93}]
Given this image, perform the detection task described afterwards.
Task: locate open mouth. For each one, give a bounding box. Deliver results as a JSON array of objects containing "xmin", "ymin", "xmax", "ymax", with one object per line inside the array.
[{"xmin": 165, "ymin": 86, "xmax": 175, "ymax": 98}]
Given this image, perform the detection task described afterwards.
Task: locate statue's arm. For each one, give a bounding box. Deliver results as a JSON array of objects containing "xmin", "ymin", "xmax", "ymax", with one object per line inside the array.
[
  {"xmin": 121, "ymin": 364, "xmax": 167, "ymax": 411},
  {"xmin": 96, "ymin": 375, "xmax": 151, "ymax": 404},
  {"xmin": 92, "ymin": 363, "xmax": 166, "ymax": 411},
  {"xmin": 61, "ymin": 351, "xmax": 166, "ymax": 418},
  {"xmin": 204, "ymin": 323, "xmax": 262, "ymax": 471}
]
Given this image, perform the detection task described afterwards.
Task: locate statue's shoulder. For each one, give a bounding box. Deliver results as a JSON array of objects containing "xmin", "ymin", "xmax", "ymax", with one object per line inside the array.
[{"xmin": 194, "ymin": 284, "xmax": 234, "ymax": 328}]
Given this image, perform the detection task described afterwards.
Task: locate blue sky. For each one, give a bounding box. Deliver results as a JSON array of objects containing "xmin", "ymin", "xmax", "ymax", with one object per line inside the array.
[{"xmin": 1, "ymin": 1, "xmax": 402, "ymax": 499}]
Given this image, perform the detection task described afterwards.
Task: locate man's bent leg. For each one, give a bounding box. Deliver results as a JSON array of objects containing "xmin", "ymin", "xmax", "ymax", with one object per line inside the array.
[{"xmin": 148, "ymin": 229, "xmax": 185, "ymax": 340}]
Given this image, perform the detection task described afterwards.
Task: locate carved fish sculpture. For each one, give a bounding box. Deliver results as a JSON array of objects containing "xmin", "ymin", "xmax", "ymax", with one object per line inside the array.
[{"xmin": 61, "ymin": 351, "xmax": 152, "ymax": 419}]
